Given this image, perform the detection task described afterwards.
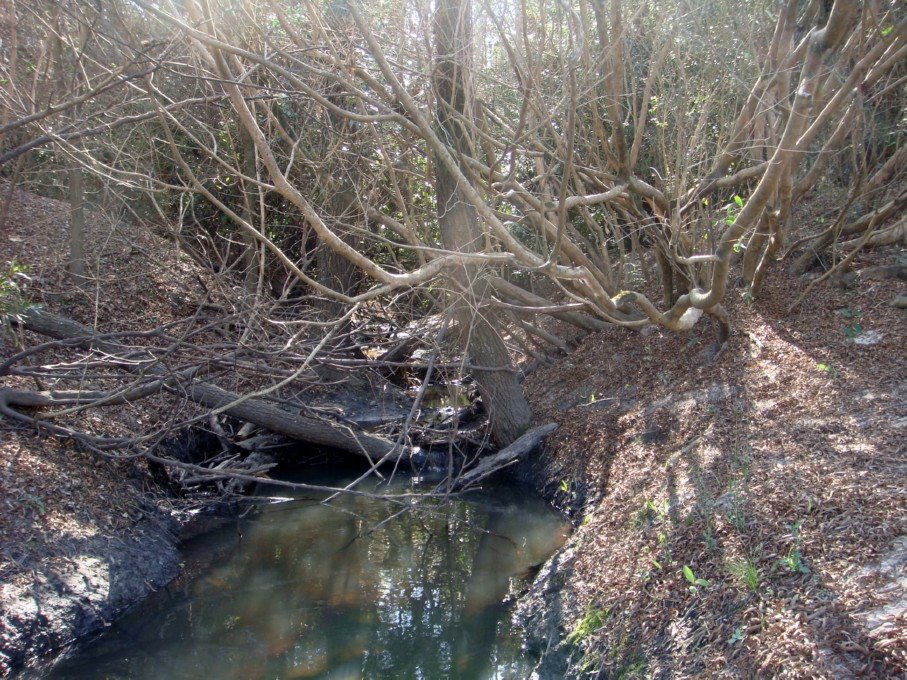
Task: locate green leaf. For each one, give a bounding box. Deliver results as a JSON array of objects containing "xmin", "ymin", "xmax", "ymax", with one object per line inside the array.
[
  {"xmin": 683, "ymin": 565, "xmax": 695, "ymax": 584},
  {"xmin": 734, "ymin": 195, "xmax": 744, "ymax": 208},
  {"xmin": 843, "ymin": 323, "xmax": 863, "ymax": 339},
  {"xmin": 881, "ymin": 24, "xmax": 894, "ymax": 36}
]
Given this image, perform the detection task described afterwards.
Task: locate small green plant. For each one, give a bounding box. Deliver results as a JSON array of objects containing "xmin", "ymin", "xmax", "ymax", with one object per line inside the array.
[
  {"xmin": 635, "ymin": 498, "xmax": 669, "ymax": 528},
  {"xmin": 702, "ymin": 521, "xmax": 717, "ymax": 554},
  {"xmin": 566, "ymin": 607, "xmax": 609, "ymax": 645},
  {"xmin": 741, "ymin": 287, "xmax": 755, "ymax": 306},
  {"xmin": 727, "ymin": 557, "xmax": 760, "ymax": 593},
  {"xmin": 842, "ymin": 323, "xmax": 863, "ymax": 339},
  {"xmin": 682, "ymin": 565, "xmax": 709, "ymax": 593},
  {"xmin": 815, "ymin": 362, "xmax": 838, "ymax": 378},
  {"xmin": 657, "ymin": 530, "xmax": 673, "ymax": 565},
  {"xmin": 725, "ymin": 482, "xmax": 748, "ymax": 532},
  {"xmin": 19, "ymin": 493, "xmax": 45, "ymax": 516},
  {"xmin": 634, "ymin": 499, "xmax": 655, "ymax": 527},
  {"xmin": 780, "ymin": 520, "xmax": 810, "ymax": 574},
  {"xmin": 727, "ymin": 625, "xmax": 746, "ymax": 646}
]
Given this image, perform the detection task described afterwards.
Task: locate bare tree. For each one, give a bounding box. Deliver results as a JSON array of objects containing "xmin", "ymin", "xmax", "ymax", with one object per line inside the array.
[{"xmin": 1, "ymin": 0, "xmax": 903, "ymax": 466}]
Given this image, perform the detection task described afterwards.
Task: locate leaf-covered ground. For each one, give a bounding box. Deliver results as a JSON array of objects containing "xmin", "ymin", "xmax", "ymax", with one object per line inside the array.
[
  {"xmin": 522, "ymin": 233, "xmax": 905, "ymax": 676},
  {"xmin": 0, "ymin": 183, "xmax": 212, "ymax": 673}
]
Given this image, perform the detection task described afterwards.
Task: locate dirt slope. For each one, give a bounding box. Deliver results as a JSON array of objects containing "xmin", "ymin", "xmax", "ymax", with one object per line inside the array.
[
  {"xmin": 0, "ymin": 184, "xmax": 208, "ymax": 674},
  {"xmin": 519, "ymin": 257, "xmax": 906, "ymax": 677}
]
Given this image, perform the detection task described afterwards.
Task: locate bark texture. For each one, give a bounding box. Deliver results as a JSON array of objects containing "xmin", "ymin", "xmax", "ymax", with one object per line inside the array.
[{"xmin": 433, "ymin": 0, "xmax": 532, "ymax": 446}]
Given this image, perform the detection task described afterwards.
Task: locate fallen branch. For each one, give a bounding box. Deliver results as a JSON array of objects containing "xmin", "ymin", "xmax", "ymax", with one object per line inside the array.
[
  {"xmin": 452, "ymin": 423, "xmax": 558, "ymax": 490},
  {"xmin": 12, "ymin": 308, "xmax": 403, "ymax": 461}
]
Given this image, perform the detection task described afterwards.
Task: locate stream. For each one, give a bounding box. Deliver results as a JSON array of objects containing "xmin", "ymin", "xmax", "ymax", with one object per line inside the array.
[{"xmin": 46, "ymin": 471, "xmax": 570, "ymax": 679}]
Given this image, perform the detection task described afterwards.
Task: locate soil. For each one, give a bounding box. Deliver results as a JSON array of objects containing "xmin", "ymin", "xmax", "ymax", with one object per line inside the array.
[
  {"xmin": 1, "ymin": 182, "xmax": 904, "ymax": 678},
  {"xmin": 0, "ymin": 184, "xmax": 215, "ymax": 675},
  {"xmin": 516, "ymin": 247, "xmax": 906, "ymax": 676}
]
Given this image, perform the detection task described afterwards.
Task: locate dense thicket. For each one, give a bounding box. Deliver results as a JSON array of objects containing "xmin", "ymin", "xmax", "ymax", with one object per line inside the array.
[{"xmin": 0, "ymin": 0, "xmax": 903, "ymax": 457}]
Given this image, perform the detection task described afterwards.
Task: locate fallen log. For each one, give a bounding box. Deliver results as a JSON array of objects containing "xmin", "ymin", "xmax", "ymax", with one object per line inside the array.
[
  {"xmin": 12, "ymin": 308, "xmax": 402, "ymax": 462},
  {"xmin": 452, "ymin": 423, "xmax": 558, "ymax": 490}
]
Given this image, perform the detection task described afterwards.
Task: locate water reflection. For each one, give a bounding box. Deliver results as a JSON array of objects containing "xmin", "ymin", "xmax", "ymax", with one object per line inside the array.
[{"xmin": 49, "ymin": 474, "xmax": 569, "ymax": 679}]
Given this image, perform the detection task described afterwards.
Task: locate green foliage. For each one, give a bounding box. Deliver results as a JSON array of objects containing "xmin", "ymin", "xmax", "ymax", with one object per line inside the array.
[
  {"xmin": 727, "ymin": 557, "xmax": 760, "ymax": 593},
  {"xmin": 727, "ymin": 625, "xmax": 746, "ymax": 646},
  {"xmin": 815, "ymin": 362, "xmax": 838, "ymax": 378},
  {"xmin": 842, "ymin": 323, "xmax": 863, "ymax": 339},
  {"xmin": 702, "ymin": 519, "xmax": 718, "ymax": 553},
  {"xmin": 18, "ymin": 493, "xmax": 45, "ymax": 516},
  {"xmin": 682, "ymin": 564, "xmax": 709, "ymax": 593},
  {"xmin": 566, "ymin": 607, "xmax": 609, "ymax": 645},
  {"xmin": 635, "ymin": 498, "xmax": 669, "ymax": 528},
  {"xmin": 741, "ymin": 287, "xmax": 755, "ymax": 306},
  {"xmin": 780, "ymin": 521, "xmax": 810, "ymax": 574},
  {"xmin": 725, "ymin": 480, "xmax": 748, "ymax": 532}
]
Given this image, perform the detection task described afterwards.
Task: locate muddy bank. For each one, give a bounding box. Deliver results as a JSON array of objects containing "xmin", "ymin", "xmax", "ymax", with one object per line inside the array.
[{"xmin": 1, "ymin": 508, "xmax": 180, "ymax": 675}]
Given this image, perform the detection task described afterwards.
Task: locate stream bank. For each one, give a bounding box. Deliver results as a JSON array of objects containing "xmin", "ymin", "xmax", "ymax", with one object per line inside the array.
[
  {"xmin": 512, "ymin": 262, "xmax": 906, "ymax": 678},
  {"xmin": 2, "ymin": 184, "xmax": 905, "ymax": 679},
  {"xmin": 1, "ymin": 510, "xmax": 180, "ymax": 674}
]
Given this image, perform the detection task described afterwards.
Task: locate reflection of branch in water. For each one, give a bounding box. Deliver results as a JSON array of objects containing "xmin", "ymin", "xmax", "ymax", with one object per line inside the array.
[
  {"xmin": 479, "ymin": 525, "xmax": 522, "ymax": 556},
  {"xmin": 454, "ymin": 511, "xmax": 516, "ymax": 678}
]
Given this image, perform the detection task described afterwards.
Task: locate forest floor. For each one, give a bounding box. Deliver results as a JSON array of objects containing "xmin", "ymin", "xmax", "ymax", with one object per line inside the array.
[
  {"xmin": 0, "ymin": 183, "xmax": 905, "ymax": 678},
  {"xmin": 0, "ymin": 184, "xmax": 216, "ymax": 674},
  {"xmin": 519, "ymin": 214, "xmax": 906, "ymax": 676}
]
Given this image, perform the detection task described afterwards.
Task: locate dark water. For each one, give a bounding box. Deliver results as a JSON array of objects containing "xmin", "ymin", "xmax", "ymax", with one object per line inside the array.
[{"xmin": 48, "ymin": 473, "xmax": 569, "ymax": 679}]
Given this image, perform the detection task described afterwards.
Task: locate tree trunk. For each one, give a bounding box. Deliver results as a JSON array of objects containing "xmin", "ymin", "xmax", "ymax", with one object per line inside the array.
[
  {"xmin": 68, "ymin": 164, "xmax": 86, "ymax": 284},
  {"xmin": 433, "ymin": 0, "xmax": 531, "ymax": 446},
  {"xmin": 238, "ymin": 124, "xmax": 261, "ymax": 298}
]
